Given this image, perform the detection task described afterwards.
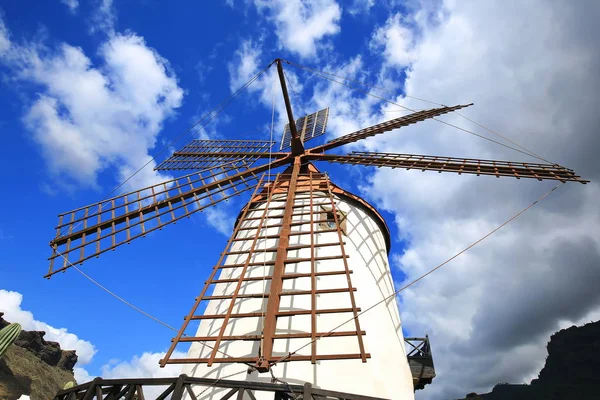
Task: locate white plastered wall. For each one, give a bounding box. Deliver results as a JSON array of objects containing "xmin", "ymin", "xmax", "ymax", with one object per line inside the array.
[{"xmin": 183, "ymin": 190, "xmax": 414, "ymax": 400}]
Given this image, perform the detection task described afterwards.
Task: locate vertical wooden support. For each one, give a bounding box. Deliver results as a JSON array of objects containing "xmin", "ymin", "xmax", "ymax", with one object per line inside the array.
[
  {"xmin": 276, "ymin": 59, "xmax": 304, "ymax": 156},
  {"xmin": 80, "ymin": 208, "xmax": 89, "ymax": 261},
  {"xmin": 246, "ymin": 390, "xmax": 258, "ymax": 400},
  {"xmin": 325, "ymin": 176, "xmax": 367, "ymax": 362},
  {"xmin": 95, "ymin": 207, "xmax": 101, "ymax": 256},
  {"xmin": 105, "ymin": 385, "xmax": 124, "ymax": 400},
  {"xmin": 95, "ymin": 384, "xmax": 103, "ymax": 400},
  {"xmin": 56, "ymin": 214, "xmax": 64, "ymax": 238},
  {"xmin": 171, "ymin": 374, "xmax": 187, "ymax": 400},
  {"xmin": 185, "ymin": 384, "xmax": 199, "ymax": 400},
  {"xmin": 156, "ymin": 384, "xmax": 176, "ymax": 400},
  {"xmin": 124, "ymin": 385, "xmax": 136, "ymax": 400},
  {"xmin": 258, "ymin": 157, "xmax": 301, "ymax": 369},
  {"xmin": 124, "ymin": 200, "xmax": 131, "ymax": 242},
  {"xmin": 259, "ymin": 172, "xmax": 280, "ymax": 357},
  {"xmin": 82, "ymin": 378, "xmax": 101, "ymax": 400},
  {"xmin": 219, "ymin": 388, "xmax": 239, "ymax": 400},
  {"xmin": 308, "ymin": 171, "xmax": 317, "ymax": 364},
  {"xmin": 111, "ymin": 199, "xmax": 116, "ymax": 249},
  {"xmin": 136, "ymin": 385, "xmax": 145, "ymax": 400},
  {"xmin": 177, "ymin": 181, "xmax": 190, "ymax": 216},
  {"xmin": 303, "ymin": 382, "xmax": 312, "ymax": 399},
  {"xmin": 274, "ymin": 392, "xmax": 285, "ymax": 400},
  {"xmin": 136, "ymin": 192, "xmax": 145, "ymax": 236}
]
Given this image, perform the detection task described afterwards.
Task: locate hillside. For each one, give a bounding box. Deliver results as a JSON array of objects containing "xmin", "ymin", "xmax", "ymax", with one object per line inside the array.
[{"xmin": 0, "ymin": 313, "xmax": 77, "ymax": 400}]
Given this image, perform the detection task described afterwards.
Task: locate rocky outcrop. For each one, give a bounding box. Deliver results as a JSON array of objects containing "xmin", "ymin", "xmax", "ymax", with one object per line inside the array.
[
  {"xmin": 11, "ymin": 331, "xmax": 77, "ymax": 372},
  {"xmin": 456, "ymin": 320, "xmax": 600, "ymax": 400},
  {"xmin": 0, "ymin": 313, "xmax": 77, "ymax": 400},
  {"xmin": 534, "ymin": 320, "xmax": 600, "ymax": 392}
]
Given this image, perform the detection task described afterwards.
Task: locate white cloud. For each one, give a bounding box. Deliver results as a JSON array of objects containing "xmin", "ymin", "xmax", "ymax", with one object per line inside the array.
[
  {"xmin": 370, "ymin": 13, "xmax": 417, "ymax": 67},
  {"xmin": 61, "ymin": 0, "xmax": 79, "ymax": 13},
  {"xmin": 347, "ymin": 0, "xmax": 375, "ymax": 16},
  {"xmin": 228, "ymin": 39, "xmax": 262, "ymax": 92},
  {"xmin": 0, "ymin": 290, "xmax": 97, "ymax": 365},
  {"xmin": 101, "ymin": 351, "xmax": 186, "ymax": 398},
  {"xmin": 253, "ymin": 0, "xmax": 341, "ymax": 59},
  {"xmin": 203, "ymin": 206, "xmax": 236, "ymax": 236},
  {"xmin": 228, "ymin": 39, "xmax": 307, "ymax": 133},
  {"xmin": 101, "ymin": 351, "xmax": 185, "ymax": 378},
  {"xmin": 0, "ymin": 23, "xmax": 183, "ymax": 192},
  {"xmin": 74, "ymin": 366, "xmax": 94, "ymax": 384},
  {"xmin": 0, "ymin": 17, "xmax": 10, "ymax": 54},
  {"xmin": 91, "ymin": 0, "xmax": 116, "ymax": 34},
  {"xmin": 3, "ymin": 10, "xmax": 243, "ymax": 239}
]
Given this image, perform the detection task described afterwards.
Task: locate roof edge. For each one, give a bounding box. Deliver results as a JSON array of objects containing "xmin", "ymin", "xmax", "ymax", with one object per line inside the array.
[{"xmin": 328, "ymin": 181, "xmax": 392, "ymax": 254}]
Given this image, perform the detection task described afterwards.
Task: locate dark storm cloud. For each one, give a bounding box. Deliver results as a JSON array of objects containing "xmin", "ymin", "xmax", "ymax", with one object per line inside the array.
[
  {"xmin": 356, "ymin": 1, "xmax": 600, "ymax": 399},
  {"xmin": 467, "ymin": 237, "xmax": 600, "ymax": 352}
]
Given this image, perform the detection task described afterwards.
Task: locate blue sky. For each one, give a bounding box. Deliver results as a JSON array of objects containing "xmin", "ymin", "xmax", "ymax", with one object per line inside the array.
[
  {"xmin": 0, "ymin": 0, "xmax": 412, "ymax": 385},
  {"xmin": 1, "ymin": 1, "xmax": 599, "ymax": 399}
]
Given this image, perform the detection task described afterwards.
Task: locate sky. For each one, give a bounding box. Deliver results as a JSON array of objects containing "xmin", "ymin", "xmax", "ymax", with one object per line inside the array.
[{"xmin": 0, "ymin": 0, "xmax": 599, "ymax": 399}]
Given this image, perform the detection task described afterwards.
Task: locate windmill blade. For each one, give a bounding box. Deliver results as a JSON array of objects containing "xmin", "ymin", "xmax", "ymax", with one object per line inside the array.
[
  {"xmin": 47, "ymin": 157, "xmax": 291, "ymax": 277},
  {"xmin": 155, "ymin": 139, "xmax": 276, "ymax": 171},
  {"xmin": 314, "ymin": 151, "xmax": 588, "ymax": 183},
  {"xmin": 280, "ymin": 108, "xmax": 329, "ymax": 150},
  {"xmin": 311, "ymin": 104, "xmax": 472, "ymax": 153}
]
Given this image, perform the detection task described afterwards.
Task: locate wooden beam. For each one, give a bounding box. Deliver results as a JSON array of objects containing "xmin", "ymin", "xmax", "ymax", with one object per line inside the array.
[{"xmin": 276, "ymin": 59, "xmax": 304, "ymax": 155}]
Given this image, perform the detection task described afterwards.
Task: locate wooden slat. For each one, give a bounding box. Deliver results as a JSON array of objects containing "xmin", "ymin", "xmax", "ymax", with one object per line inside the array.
[
  {"xmin": 207, "ymin": 269, "xmax": 353, "ymax": 284},
  {"xmin": 174, "ymin": 331, "xmax": 366, "ymax": 342},
  {"xmin": 155, "ymin": 139, "xmax": 275, "ymax": 171},
  {"xmin": 200, "ymin": 287, "xmax": 356, "ymax": 301},
  {"xmin": 189, "ymin": 307, "xmax": 361, "ymax": 320},
  {"xmin": 164, "ymin": 353, "xmax": 371, "ymax": 364},
  {"xmin": 317, "ymin": 151, "xmax": 588, "ymax": 183},
  {"xmin": 312, "ymin": 104, "xmax": 473, "ymax": 152}
]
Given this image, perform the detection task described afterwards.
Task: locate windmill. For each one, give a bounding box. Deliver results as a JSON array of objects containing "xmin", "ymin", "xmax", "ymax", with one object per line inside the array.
[{"xmin": 48, "ymin": 59, "xmax": 587, "ymax": 400}]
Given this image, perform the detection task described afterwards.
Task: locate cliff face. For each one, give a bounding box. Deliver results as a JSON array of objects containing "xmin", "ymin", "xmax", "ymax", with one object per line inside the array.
[
  {"xmin": 0, "ymin": 313, "xmax": 77, "ymax": 400},
  {"xmin": 457, "ymin": 320, "xmax": 600, "ymax": 400},
  {"xmin": 534, "ymin": 320, "xmax": 600, "ymax": 392}
]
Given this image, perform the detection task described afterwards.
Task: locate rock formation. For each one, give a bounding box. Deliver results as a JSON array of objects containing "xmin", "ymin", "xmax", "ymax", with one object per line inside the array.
[
  {"xmin": 0, "ymin": 313, "xmax": 77, "ymax": 400},
  {"xmin": 457, "ymin": 320, "xmax": 600, "ymax": 399}
]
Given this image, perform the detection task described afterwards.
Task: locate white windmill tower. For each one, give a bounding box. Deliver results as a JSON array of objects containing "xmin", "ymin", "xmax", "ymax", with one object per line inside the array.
[{"xmin": 48, "ymin": 59, "xmax": 586, "ymax": 400}]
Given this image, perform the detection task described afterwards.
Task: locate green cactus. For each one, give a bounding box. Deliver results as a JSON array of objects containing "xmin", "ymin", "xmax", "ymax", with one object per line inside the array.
[
  {"xmin": 0, "ymin": 323, "xmax": 22, "ymax": 358},
  {"xmin": 63, "ymin": 382, "xmax": 75, "ymax": 390}
]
